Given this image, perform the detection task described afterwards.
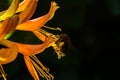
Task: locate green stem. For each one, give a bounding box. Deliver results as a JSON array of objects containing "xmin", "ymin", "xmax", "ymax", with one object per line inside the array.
[{"xmin": 4, "ymin": 32, "xmax": 13, "ymax": 39}]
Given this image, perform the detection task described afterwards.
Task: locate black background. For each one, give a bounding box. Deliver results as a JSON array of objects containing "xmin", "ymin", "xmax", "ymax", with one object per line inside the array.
[{"xmin": 1, "ymin": 0, "xmax": 120, "ymax": 80}]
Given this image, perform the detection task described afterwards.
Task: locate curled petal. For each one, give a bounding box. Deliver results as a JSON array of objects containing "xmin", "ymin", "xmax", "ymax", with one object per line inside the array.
[
  {"xmin": 47, "ymin": 2, "xmax": 60, "ymax": 20},
  {"xmin": 0, "ymin": 39, "xmax": 18, "ymax": 64},
  {"xmin": 0, "ymin": 15, "xmax": 19, "ymax": 40},
  {"xmin": 0, "ymin": 0, "xmax": 20, "ymax": 21},
  {"xmin": 18, "ymin": 0, "xmax": 37, "ymax": 23},
  {"xmin": 16, "ymin": 1, "xmax": 59, "ymax": 31}
]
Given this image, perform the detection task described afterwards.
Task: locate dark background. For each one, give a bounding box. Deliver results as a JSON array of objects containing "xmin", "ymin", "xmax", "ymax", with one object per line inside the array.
[{"xmin": 1, "ymin": 0, "xmax": 120, "ymax": 80}]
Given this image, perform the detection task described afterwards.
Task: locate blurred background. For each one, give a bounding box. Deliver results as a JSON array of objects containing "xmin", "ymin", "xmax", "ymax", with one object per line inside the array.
[{"xmin": 1, "ymin": 0, "xmax": 120, "ymax": 80}]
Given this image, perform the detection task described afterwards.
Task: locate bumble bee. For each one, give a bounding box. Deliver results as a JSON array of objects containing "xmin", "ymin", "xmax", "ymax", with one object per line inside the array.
[{"xmin": 55, "ymin": 33, "xmax": 72, "ymax": 58}]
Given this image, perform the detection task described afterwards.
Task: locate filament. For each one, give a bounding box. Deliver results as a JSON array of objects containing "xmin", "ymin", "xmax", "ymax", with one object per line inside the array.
[
  {"xmin": 43, "ymin": 25, "xmax": 61, "ymax": 31},
  {"xmin": 0, "ymin": 65, "xmax": 7, "ymax": 80},
  {"xmin": 30, "ymin": 55, "xmax": 54, "ymax": 80}
]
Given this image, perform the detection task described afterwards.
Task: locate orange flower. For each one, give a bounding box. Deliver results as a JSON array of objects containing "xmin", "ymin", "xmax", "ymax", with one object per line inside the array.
[
  {"xmin": 0, "ymin": 0, "xmax": 65, "ymax": 80},
  {"xmin": 16, "ymin": 1, "xmax": 65, "ymax": 59}
]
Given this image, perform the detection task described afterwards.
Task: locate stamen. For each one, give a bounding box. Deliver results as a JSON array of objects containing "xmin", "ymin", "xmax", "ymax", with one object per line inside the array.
[
  {"xmin": 43, "ymin": 25, "xmax": 62, "ymax": 31},
  {"xmin": 37, "ymin": 29, "xmax": 65, "ymax": 59},
  {"xmin": 38, "ymin": 29, "xmax": 59, "ymax": 39},
  {"xmin": 0, "ymin": 65, "xmax": 7, "ymax": 80},
  {"xmin": 38, "ymin": 29, "xmax": 50, "ymax": 37},
  {"xmin": 30, "ymin": 55, "xmax": 54, "ymax": 80}
]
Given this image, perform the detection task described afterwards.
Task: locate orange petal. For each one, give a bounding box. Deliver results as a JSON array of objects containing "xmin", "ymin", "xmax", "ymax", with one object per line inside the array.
[
  {"xmin": 24, "ymin": 56, "xmax": 39, "ymax": 80},
  {"xmin": 0, "ymin": 15, "xmax": 19, "ymax": 40},
  {"xmin": 16, "ymin": 34, "xmax": 52, "ymax": 56},
  {"xmin": 18, "ymin": 0, "xmax": 37, "ymax": 23},
  {"xmin": 33, "ymin": 30, "xmax": 46, "ymax": 42},
  {"xmin": 8, "ymin": 15, "xmax": 19, "ymax": 33},
  {"xmin": 0, "ymin": 18, "xmax": 12, "ymax": 40},
  {"xmin": 16, "ymin": 0, "xmax": 38, "ymax": 13},
  {"xmin": 16, "ymin": 2, "xmax": 59, "ymax": 31},
  {"xmin": 16, "ymin": 0, "xmax": 31, "ymax": 13},
  {"xmin": 0, "ymin": 39, "xmax": 18, "ymax": 64}
]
